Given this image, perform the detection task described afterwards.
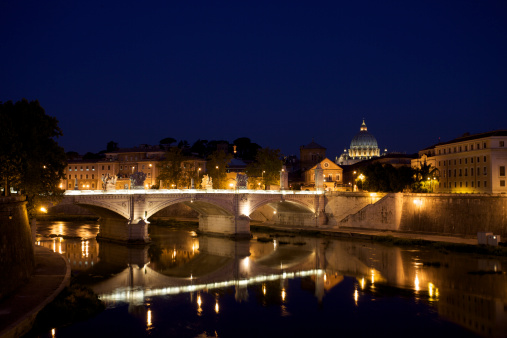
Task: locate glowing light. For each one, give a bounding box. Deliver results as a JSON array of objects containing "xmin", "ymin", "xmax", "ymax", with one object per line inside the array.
[
  {"xmin": 360, "ymin": 277, "xmax": 365, "ymax": 290},
  {"xmin": 147, "ymin": 309, "xmax": 152, "ymax": 328},
  {"xmin": 371, "ymin": 270, "xmax": 375, "ymax": 284},
  {"xmin": 354, "ymin": 289, "xmax": 359, "ymax": 304},
  {"xmin": 229, "ymin": 183, "xmax": 234, "ymax": 187},
  {"xmin": 242, "ymin": 257, "xmax": 250, "ymax": 269},
  {"xmin": 273, "ymin": 240, "xmax": 277, "ymax": 249},
  {"xmin": 323, "ymin": 274, "xmax": 327, "ymax": 282},
  {"xmin": 273, "ymin": 211, "xmax": 277, "ymax": 214},
  {"xmin": 281, "ymin": 289, "xmax": 286, "ymax": 301},
  {"xmin": 197, "ymin": 295, "xmax": 202, "ymax": 306},
  {"xmin": 413, "ymin": 199, "xmax": 422, "ymax": 206},
  {"xmin": 428, "ymin": 283, "xmax": 434, "ymax": 298},
  {"xmin": 262, "ymin": 284, "xmax": 266, "ymax": 295},
  {"xmin": 215, "ymin": 301, "xmax": 219, "ymax": 314},
  {"xmin": 40, "ymin": 207, "xmax": 48, "ymax": 213},
  {"xmin": 414, "ymin": 274, "xmax": 420, "ymax": 291},
  {"xmin": 51, "ymin": 328, "xmax": 55, "ymax": 337}
]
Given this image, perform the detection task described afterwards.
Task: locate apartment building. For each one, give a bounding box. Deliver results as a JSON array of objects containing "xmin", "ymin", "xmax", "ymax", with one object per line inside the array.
[{"xmin": 412, "ymin": 130, "xmax": 507, "ymax": 193}]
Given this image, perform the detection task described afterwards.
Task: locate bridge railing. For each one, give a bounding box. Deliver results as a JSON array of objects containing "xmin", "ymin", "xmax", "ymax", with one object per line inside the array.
[{"xmin": 64, "ymin": 189, "xmax": 324, "ymax": 196}]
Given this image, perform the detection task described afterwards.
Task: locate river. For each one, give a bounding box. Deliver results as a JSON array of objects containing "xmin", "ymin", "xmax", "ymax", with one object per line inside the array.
[{"xmin": 33, "ymin": 221, "xmax": 507, "ymax": 337}]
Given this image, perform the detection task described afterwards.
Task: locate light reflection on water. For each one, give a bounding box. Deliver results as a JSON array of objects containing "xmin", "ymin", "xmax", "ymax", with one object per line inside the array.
[{"xmin": 35, "ymin": 221, "xmax": 507, "ymax": 337}]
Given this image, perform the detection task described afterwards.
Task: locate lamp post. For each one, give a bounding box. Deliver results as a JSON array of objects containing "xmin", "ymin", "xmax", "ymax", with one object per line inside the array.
[
  {"xmin": 262, "ymin": 170, "xmax": 265, "ymax": 190},
  {"xmin": 198, "ymin": 167, "xmax": 201, "ymax": 189},
  {"xmin": 358, "ymin": 174, "xmax": 365, "ymax": 191}
]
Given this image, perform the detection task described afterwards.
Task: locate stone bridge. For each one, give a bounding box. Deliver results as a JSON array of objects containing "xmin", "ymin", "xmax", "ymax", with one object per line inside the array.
[{"xmin": 60, "ymin": 189, "xmax": 326, "ymax": 243}]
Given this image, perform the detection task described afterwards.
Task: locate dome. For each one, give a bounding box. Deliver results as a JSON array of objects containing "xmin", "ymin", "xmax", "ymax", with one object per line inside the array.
[{"xmin": 350, "ymin": 120, "xmax": 378, "ymax": 149}]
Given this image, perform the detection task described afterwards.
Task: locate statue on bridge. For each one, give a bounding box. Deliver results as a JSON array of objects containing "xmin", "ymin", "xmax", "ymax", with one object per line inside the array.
[
  {"xmin": 201, "ymin": 175, "xmax": 213, "ymax": 190},
  {"xmin": 130, "ymin": 171, "xmax": 147, "ymax": 189},
  {"xmin": 101, "ymin": 174, "xmax": 117, "ymax": 191},
  {"xmin": 236, "ymin": 173, "xmax": 248, "ymax": 189}
]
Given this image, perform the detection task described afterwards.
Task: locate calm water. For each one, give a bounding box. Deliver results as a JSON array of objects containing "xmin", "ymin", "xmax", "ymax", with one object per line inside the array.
[{"xmin": 34, "ymin": 221, "xmax": 507, "ymax": 337}]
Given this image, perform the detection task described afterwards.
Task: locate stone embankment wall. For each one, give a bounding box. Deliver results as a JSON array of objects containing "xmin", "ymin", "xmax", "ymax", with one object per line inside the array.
[
  {"xmin": 325, "ymin": 192, "xmax": 388, "ymax": 226},
  {"xmin": 0, "ymin": 196, "xmax": 34, "ymax": 301},
  {"xmin": 336, "ymin": 193, "xmax": 507, "ymax": 238}
]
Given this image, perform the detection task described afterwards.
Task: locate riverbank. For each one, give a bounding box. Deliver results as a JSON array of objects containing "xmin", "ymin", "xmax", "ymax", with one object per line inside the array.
[
  {"xmin": 251, "ymin": 222, "xmax": 507, "ymax": 257},
  {"xmin": 0, "ymin": 246, "xmax": 70, "ymax": 338}
]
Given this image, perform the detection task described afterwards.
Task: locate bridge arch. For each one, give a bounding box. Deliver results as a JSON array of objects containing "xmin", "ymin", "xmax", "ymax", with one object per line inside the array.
[
  {"xmin": 146, "ymin": 195, "xmax": 234, "ymax": 219},
  {"xmin": 247, "ymin": 196, "xmax": 316, "ymax": 217}
]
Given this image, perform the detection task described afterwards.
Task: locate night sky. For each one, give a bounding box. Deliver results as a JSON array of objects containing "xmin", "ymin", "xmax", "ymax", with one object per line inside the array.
[{"xmin": 2, "ymin": 1, "xmax": 507, "ymax": 158}]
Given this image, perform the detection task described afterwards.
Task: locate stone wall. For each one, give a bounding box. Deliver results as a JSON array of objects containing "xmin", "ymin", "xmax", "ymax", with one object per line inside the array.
[
  {"xmin": 325, "ymin": 192, "xmax": 387, "ymax": 226},
  {"xmin": 334, "ymin": 193, "xmax": 507, "ymax": 238},
  {"xmin": 0, "ymin": 196, "xmax": 34, "ymax": 301},
  {"xmin": 400, "ymin": 194, "xmax": 507, "ymax": 237}
]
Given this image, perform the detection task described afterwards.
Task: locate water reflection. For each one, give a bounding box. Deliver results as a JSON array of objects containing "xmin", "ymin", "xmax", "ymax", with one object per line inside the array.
[{"xmin": 36, "ymin": 222, "xmax": 507, "ymax": 337}]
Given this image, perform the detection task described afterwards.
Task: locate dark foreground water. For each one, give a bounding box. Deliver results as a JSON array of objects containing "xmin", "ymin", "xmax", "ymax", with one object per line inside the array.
[{"xmin": 33, "ymin": 221, "xmax": 507, "ymax": 337}]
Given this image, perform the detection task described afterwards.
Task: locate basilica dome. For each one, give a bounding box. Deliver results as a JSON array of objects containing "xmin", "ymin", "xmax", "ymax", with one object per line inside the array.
[
  {"xmin": 350, "ymin": 120, "xmax": 378, "ymax": 149},
  {"xmin": 347, "ymin": 119, "xmax": 380, "ymax": 159}
]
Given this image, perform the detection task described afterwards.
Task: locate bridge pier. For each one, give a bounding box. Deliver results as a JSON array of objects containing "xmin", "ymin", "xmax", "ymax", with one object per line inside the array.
[
  {"xmin": 97, "ymin": 217, "xmax": 150, "ymax": 244},
  {"xmin": 198, "ymin": 214, "xmax": 251, "ymax": 239}
]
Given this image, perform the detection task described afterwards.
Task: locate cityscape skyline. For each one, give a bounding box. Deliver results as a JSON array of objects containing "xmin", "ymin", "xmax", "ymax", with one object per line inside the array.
[{"xmin": 1, "ymin": 1, "xmax": 506, "ymax": 157}]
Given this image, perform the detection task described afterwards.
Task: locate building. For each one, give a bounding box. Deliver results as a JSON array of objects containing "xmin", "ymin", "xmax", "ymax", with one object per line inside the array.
[
  {"xmin": 62, "ymin": 145, "xmax": 206, "ymax": 190},
  {"xmin": 300, "ymin": 140, "xmax": 326, "ymax": 172},
  {"xmin": 337, "ymin": 119, "xmax": 385, "ymax": 165},
  {"xmin": 412, "ymin": 130, "xmax": 507, "ymax": 194},
  {"xmin": 303, "ymin": 158, "xmax": 343, "ymax": 190}
]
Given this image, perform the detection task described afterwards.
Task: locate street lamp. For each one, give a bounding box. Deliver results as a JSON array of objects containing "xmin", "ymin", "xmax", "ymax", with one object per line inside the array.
[{"xmin": 262, "ymin": 170, "xmax": 265, "ymax": 190}]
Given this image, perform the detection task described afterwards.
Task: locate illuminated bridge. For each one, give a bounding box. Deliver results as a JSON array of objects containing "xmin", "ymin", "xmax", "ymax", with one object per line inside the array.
[{"xmin": 61, "ymin": 189, "xmax": 326, "ymax": 243}]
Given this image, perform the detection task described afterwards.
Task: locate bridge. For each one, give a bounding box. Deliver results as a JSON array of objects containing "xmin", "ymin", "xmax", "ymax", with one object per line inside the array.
[{"xmin": 61, "ymin": 189, "xmax": 326, "ymax": 243}]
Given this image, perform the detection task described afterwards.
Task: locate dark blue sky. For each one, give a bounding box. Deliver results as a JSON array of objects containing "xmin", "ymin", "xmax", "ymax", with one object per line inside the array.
[{"xmin": 2, "ymin": 1, "xmax": 506, "ymax": 158}]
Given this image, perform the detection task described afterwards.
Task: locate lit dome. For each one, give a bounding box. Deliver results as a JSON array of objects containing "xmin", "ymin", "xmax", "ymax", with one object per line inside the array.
[
  {"xmin": 348, "ymin": 119, "xmax": 380, "ymax": 159},
  {"xmin": 350, "ymin": 120, "xmax": 378, "ymax": 149}
]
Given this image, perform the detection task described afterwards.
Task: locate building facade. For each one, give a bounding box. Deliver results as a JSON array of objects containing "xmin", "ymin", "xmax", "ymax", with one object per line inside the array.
[
  {"xmin": 303, "ymin": 158, "xmax": 343, "ymax": 190},
  {"xmin": 412, "ymin": 130, "xmax": 507, "ymax": 194}
]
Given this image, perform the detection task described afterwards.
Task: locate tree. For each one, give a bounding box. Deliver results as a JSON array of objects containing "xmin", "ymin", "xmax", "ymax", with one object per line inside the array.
[
  {"xmin": 246, "ymin": 148, "xmax": 283, "ymax": 188},
  {"xmin": 413, "ymin": 162, "xmax": 439, "ymax": 192},
  {"xmin": 190, "ymin": 139, "xmax": 208, "ymax": 158},
  {"xmin": 157, "ymin": 148, "xmax": 185, "ymax": 188},
  {"xmin": 207, "ymin": 150, "xmax": 233, "ymax": 189},
  {"xmin": 233, "ymin": 137, "xmax": 261, "ymax": 161},
  {"xmin": 0, "ymin": 99, "xmax": 67, "ymax": 216},
  {"xmin": 159, "ymin": 137, "xmax": 176, "ymax": 149},
  {"xmin": 359, "ymin": 163, "xmax": 416, "ymax": 192}
]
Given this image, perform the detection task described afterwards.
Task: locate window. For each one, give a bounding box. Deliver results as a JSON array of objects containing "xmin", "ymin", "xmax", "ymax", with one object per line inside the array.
[
  {"xmin": 478, "ymin": 181, "xmax": 481, "ymax": 187},
  {"xmin": 484, "ymin": 167, "xmax": 487, "ymax": 175},
  {"xmin": 68, "ymin": 183, "xmax": 72, "ymax": 189},
  {"xmin": 454, "ymin": 169, "xmax": 456, "ymax": 177},
  {"xmin": 460, "ymin": 182, "xmax": 462, "ymax": 187},
  {"xmin": 454, "ymin": 147, "xmax": 457, "ymax": 153},
  {"xmin": 86, "ymin": 166, "xmax": 89, "ymax": 171},
  {"xmin": 484, "ymin": 156, "xmax": 487, "ymax": 162},
  {"xmin": 500, "ymin": 166, "xmax": 505, "ymax": 176},
  {"xmin": 448, "ymin": 170, "xmax": 451, "ymax": 177},
  {"xmin": 86, "ymin": 174, "xmax": 88, "ymax": 179},
  {"xmin": 501, "ymin": 141, "xmax": 505, "ymax": 147},
  {"xmin": 459, "ymin": 146, "xmax": 462, "ymax": 152},
  {"xmin": 454, "ymin": 182, "xmax": 457, "ymax": 188},
  {"xmin": 438, "ymin": 150, "xmax": 441, "ymax": 155},
  {"xmin": 148, "ymin": 173, "xmax": 151, "ymax": 178},
  {"xmin": 336, "ymin": 174, "xmax": 340, "ymax": 181},
  {"xmin": 483, "ymin": 142, "xmax": 487, "ymax": 148},
  {"xmin": 80, "ymin": 174, "xmax": 83, "ymax": 179},
  {"xmin": 438, "ymin": 161, "xmax": 441, "ymax": 166},
  {"xmin": 102, "ymin": 165, "xmax": 105, "ymax": 170},
  {"xmin": 477, "ymin": 157, "xmax": 480, "ymax": 163},
  {"xmin": 80, "ymin": 166, "xmax": 83, "ymax": 171},
  {"xmin": 454, "ymin": 160, "xmax": 457, "ymax": 165},
  {"xmin": 471, "ymin": 181, "xmax": 474, "ymax": 187},
  {"xmin": 75, "ymin": 175, "xmax": 77, "ymax": 179},
  {"xmin": 471, "ymin": 144, "xmax": 474, "ymax": 150},
  {"xmin": 477, "ymin": 143, "xmax": 480, "ymax": 149},
  {"xmin": 459, "ymin": 159, "xmax": 462, "ymax": 164},
  {"xmin": 465, "ymin": 145, "xmax": 468, "ymax": 151},
  {"xmin": 120, "ymin": 165, "xmax": 123, "ymax": 170},
  {"xmin": 108, "ymin": 165, "xmax": 111, "ymax": 170},
  {"xmin": 501, "ymin": 180, "xmax": 506, "ymax": 187},
  {"xmin": 92, "ymin": 174, "xmax": 94, "ymax": 179},
  {"xmin": 68, "ymin": 167, "xmax": 71, "ymax": 171},
  {"xmin": 92, "ymin": 166, "xmax": 95, "ymax": 171},
  {"xmin": 444, "ymin": 182, "xmax": 446, "ymax": 188},
  {"xmin": 439, "ymin": 182, "xmax": 441, "ymax": 188},
  {"xmin": 444, "ymin": 149, "xmax": 446, "ymax": 154},
  {"xmin": 92, "ymin": 183, "xmax": 95, "ymax": 189},
  {"xmin": 459, "ymin": 169, "xmax": 462, "ymax": 177},
  {"xmin": 471, "ymin": 157, "xmax": 474, "ymax": 163},
  {"xmin": 465, "ymin": 181, "xmax": 468, "ymax": 187},
  {"xmin": 484, "ymin": 181, "xmax": 487, "ymax": 188},
  {"xmin": 471, "ymin": 168, "xmax": 474, "ymax": 176},
  {"xmin": 465, "ymin": 158, "xmax": 467, "ymax": 164},
  {"xmin": 443, "ymin": 171, "xmax": 446, "ymax": 177},
  {"xmin": 465, "ymin": 168, "xmax": 467, "ymax": 176}
]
